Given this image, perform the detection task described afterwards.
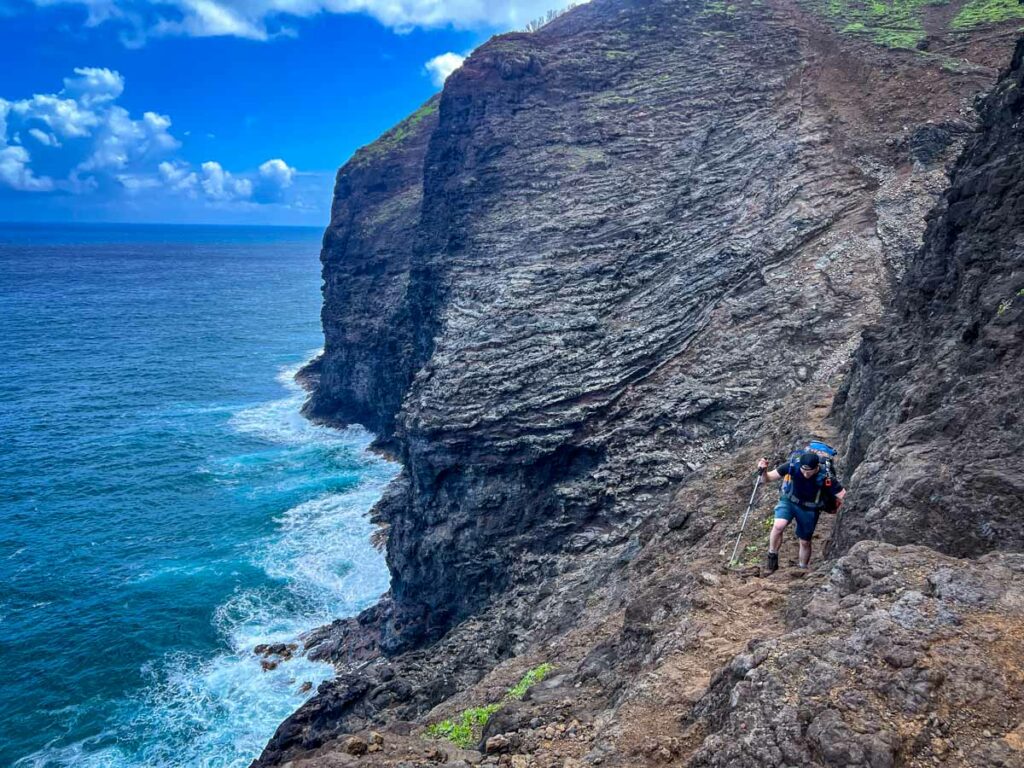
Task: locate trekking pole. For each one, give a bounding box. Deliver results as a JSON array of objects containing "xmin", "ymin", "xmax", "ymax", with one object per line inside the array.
[{"xmin": 729, "ymin": 470, "xmax": 764, "ymax": 566}]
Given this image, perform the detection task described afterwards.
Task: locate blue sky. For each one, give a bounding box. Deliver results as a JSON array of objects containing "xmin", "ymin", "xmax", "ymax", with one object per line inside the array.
[{"xmin": 0, "ymin": 1, "xmax": 576, "ymax": 225}]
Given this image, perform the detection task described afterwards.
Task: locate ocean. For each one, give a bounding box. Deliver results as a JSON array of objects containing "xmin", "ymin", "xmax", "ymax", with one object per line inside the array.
[{"xmin": 0, "ymin": 223, "xmax": 396, "ymax": 767}]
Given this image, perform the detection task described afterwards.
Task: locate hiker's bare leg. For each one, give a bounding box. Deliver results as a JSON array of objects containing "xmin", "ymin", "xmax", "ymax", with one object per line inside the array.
[
  {"xmin": 769, "ymin": 518, "xmax": 788, "ymax": 553},
  {"xmin": 798, "ymin": 538, "xmax": 812, "ymax": 567}
]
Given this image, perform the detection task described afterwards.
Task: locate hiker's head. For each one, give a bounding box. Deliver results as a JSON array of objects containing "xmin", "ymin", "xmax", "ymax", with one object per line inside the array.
[{"xmin": 798, "ymin": 451, "xmax": 820, "ymax": 476}]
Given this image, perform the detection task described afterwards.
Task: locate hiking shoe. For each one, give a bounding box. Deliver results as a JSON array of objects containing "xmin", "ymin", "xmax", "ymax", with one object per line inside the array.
[{"xmin": 766, "ymin": 551, "xmax": 779, "ymax": 573}]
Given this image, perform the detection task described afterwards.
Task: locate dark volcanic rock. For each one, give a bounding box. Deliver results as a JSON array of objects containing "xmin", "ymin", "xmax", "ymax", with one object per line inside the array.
[
  {"xmin": 306, "ymin": 0, "xmax": 1005, "ymax": 655},
  {"xmin": 301, "ymin": 95, "xmax": 440, "ymax": 445},
  {"xmin": 685, "ymin": 542, "xmax": 1024, "ymax": 768},
  {"xmin": 833, "ymin": 38, "xmax": 1024, "ymax": 557},
  {"xmin": 254, "ymin": 2, "xmax": 1024, "ymax": 767}
]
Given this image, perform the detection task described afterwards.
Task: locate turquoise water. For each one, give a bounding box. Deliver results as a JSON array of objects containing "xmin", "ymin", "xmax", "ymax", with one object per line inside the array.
[{"xmin": 0, "ymin": 224, "xmax": 396, "ymax": 767}]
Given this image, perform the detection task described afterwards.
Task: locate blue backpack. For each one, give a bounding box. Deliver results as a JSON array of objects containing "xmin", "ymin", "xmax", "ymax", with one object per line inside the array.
[{"xmin": 780, "ymin": 440, "xmax": 841, "ymax": 513}]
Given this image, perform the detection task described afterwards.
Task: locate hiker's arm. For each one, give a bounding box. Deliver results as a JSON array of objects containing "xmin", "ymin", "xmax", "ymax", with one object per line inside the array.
[{"xmin": 757, "ymin": 458, "xmax": 782, "ymax": 481}]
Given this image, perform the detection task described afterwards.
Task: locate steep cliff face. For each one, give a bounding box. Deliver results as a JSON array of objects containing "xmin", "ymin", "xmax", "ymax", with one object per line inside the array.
[
  {"xmin": 301, "ymin": 96, "xmax": 440, "ymax": 444},
  {"xmin": 833, "ymin": 38, "xmax": 1024, "ymax": 557},
  {"xmin": 256, "ymin": 2, "xmax": 1024, "ymax": 766},
  {"xmin": 305, "ymin": 0, "xmax": 1010, "ymax": 652}
]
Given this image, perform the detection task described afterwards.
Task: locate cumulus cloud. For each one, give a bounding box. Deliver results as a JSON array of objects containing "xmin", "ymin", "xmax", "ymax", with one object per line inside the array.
[
  {"xmin": 158, "ymin": 160, "xmax": 199, "ymax": 195},
  {"xmin": 424, "ymin": 52, "xmax": 465, "ymax": 87},
  {"xmin": 29, "ymin": 0, "xmax": 588, "ymax": 39},
  {"xmin": 0, "ymin": 98, "xmax": 55, "ymax": 191},
  {"xmin": 198, "ymin": 160, "xmax": 251, "ymax": 201},
  {"xmin": 0, "ymin": 145, "xmax": 55, "ymax": 191},
  {"xmin": 0, "ymin": 68, "xmax": 301, "ymax": 211},
  {"xmin": 62, "ymin": 66, "xmax": 125, "ymax": 105},
  {"xmin": 253, "ymin": 158, "xmax": 295, "ymax": 202}
]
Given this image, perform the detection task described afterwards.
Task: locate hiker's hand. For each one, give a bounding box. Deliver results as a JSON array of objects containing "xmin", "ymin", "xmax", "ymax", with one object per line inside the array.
[{"xmin": 757, "ymin": 457, "xmax": 768, "ymax": 472}]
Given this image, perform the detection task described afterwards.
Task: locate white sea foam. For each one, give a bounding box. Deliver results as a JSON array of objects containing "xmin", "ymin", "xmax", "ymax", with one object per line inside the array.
[
  {"xmin": 259, "ymin": 487, "xmax": 393, "ymax": 610},
  {"xmin": 228, "ymin": 362, "xmax": 368, "ymax": 449},
  {"xmin": 18, "ymin": 356, "xmax": 397, "ymax": 768}
]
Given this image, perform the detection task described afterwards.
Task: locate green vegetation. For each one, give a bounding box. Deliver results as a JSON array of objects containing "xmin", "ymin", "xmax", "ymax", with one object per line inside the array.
[
  {"xmin": 808, "ymin": 0, "xmax": 1024, "ymax": 50},
  {"xmin": 425, "ymin": 704, "xmax": 502, "ymax": 747},
  {"xmin": 425, "ymin": 664, "xmax": 555, "ymax": 748},
  {"xmin": 810, "ymin": 0, "xmax": 949, "ymax": 49},
  {"xmin": 700, "ymin": 0, "xmax": 739, "ymax": 17},
  {"xmin": 354, "ymin": 100, "xmax": 439, "ymax": 165},
  {"xmin": 509, "ymin": 663, "xmax": 554, "ymax": 699},
  {"xmin": 952, "ymin": 0, "xmax": 1024, "ymax": 28},
  {"xmin": 731, "ymin": 542, "xmax": 763, "ymax": 567},
  {"xmin": 997, "ymin": 288, "xmax": 1024, "ymax": 317}
]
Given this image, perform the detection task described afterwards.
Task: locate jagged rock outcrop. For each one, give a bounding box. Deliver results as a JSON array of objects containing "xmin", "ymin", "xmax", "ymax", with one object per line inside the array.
[
  {"xmin": 686, "ymin": 543, "xmax": 1024, "ymax": 768},
  {"xmin": 833, "ymin": 38, "xmax": 1024, "ymax": 557},
  {"xmin": 255, "ymin": 2, "xmax": 1024, "ymax": 766}
]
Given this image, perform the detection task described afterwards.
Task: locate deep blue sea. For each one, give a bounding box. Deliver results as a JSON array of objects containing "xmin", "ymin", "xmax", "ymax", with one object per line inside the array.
[{"xmin": 0, "ymin": 224, "xmax": 396, "ymax": 767}]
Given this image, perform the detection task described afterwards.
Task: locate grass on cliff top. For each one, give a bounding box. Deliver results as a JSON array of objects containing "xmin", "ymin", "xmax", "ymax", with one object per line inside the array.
[
  {"xmin": 353, "ymin": 99, "xmax": 439, "ymax": 166},
  {"xmin": 425, "ymin": 663, "xmax": 555, "ymax": 748},
  {"xmin": 808, "ymin": 0, "xmax": 1024, "ymax": 49},
  {"xmin": 951, "ymin": 0, "xmax": 1024, "ymax": 28},
  {"xmin": 811, "ymin": 0, "xmax": 948, "ymax": 49}
]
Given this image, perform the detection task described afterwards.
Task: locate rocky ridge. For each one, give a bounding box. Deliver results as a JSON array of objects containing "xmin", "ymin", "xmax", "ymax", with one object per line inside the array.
[{"xmin": 255, "ymin": 1, "xmax": 1024, "ymax": 766}]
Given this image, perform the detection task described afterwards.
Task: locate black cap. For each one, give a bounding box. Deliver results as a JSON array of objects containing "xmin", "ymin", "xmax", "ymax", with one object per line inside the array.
[{"xmin": 799, "ymin": 451, "xmax": 820, "ymax": 469}]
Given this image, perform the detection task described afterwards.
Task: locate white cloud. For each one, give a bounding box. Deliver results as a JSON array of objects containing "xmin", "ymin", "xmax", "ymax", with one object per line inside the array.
[
  {"xmin": 0, "ymin": 98, "xmax": 55, "ymax": 192},
  {"xmin": 30, "ymin": 0, "xmax": 589, "ymax": 40},
  {"xmin": 62, "ymin": 66, "xmax": 125, "ymax": 105},
  {"xmin": 116, "ymin": 171, "xmax": 162, "ymax": 191},
  {"xmin": 0, "ymin": 145, "xmax": 55, "ymax": 191},
  {"xmin": 158, "ymin": 160, "xmax": 198, "ymax": 195},
  {"xmin": 152, "ymin": 0, "xmax": 269, "ymax": 39},
  {"xmin": 27, "ymin": 128, "xmax": 61, "ymax": 147},
  {"xmin": 200, "ymin": 160, "xmax": 253, "ymax": 201},
  {"xmin": 10, "ymin": 93, "xmax": 99, "ymax": 138},
  {"xmin": 252, "ymin": 157, "xmax": 295, "ymax": 202},
  {"xmin": 1, "ymin": 68, "xmax": 302, "ymax": 210},
  {"xmin": 75, "ymin": 106, "xmax": 180, "ymax": 173},
  {"xmin": 424, "ymin": 52, "xmax": 465, "ymax": 87},
  {"xmin": 258, "ymin": 158, "xmax": 293, "ymax": 184}
]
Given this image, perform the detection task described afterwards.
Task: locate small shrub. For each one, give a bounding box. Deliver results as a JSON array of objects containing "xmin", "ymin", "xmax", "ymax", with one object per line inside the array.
[
  {"xmin": 425, "ymin": 704, "xmax": 502, "ymax": 748},
  {"xmin": 524, "ymin": 2, "xmax": 582, "ymax": 32},
  {"xmin": 509, "ymin": 663, "xmax": 554, "ymax": 700},
  {"xmin": 425, "ymin": 664, "xmax": 555, "ymax": 747}
]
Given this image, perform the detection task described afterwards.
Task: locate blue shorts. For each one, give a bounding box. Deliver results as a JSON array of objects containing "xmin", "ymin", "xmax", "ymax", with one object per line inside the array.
[{"xmin": 774, "ymin": 498, "xmax": 820, "ymax": 541}]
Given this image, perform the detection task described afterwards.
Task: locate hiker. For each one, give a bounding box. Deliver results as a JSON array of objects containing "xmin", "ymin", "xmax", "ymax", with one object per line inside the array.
[{"xmin": 756, "ymin": 451, "xmax": 846, "ymax": 572}]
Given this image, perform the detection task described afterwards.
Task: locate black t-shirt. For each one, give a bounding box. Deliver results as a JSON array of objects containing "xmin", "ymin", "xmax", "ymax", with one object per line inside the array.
[{"xmin": 776, "ymin": 461, "xmax": 844, "ymax": 505}]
